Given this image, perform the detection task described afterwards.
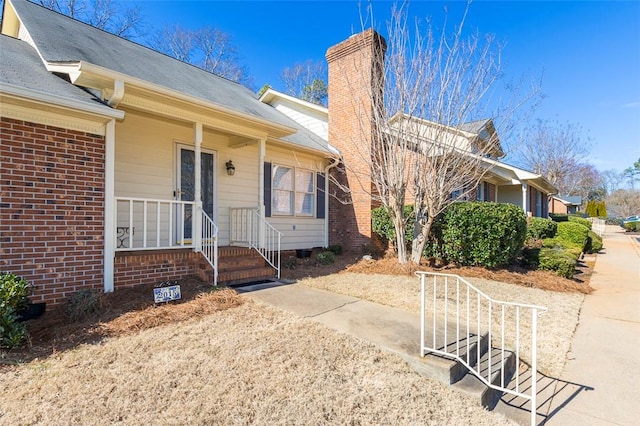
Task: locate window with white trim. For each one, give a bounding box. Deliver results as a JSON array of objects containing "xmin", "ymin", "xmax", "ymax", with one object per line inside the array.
[{"xmin": 272, "ymin": 165, "xmax": 314, "ymax": 216}]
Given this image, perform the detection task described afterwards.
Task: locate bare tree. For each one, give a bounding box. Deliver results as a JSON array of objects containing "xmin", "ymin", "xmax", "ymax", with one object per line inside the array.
[
  {"xmin": 334, "ymin": 2, "xmax": 540, "ymax": 263},
  {"xmin": 280, "ymin": 60, "xmax": 328, "ymax": 106},
  {"xmin": 606, "ymin": 188, "xmax": 640, "ymax": 218},
  {"xmin": 35, "ymin": 0, "xmax": 144, "ymax": 39},
  {"xmin": 601, "ymin": 169, "xmax": 624, "ymax": 195},
  {"xmin": 150, "ymin": 25, "xmax": 253, "ymax": 88},
  {"xmin": 513, "ymin": 118, "xmax": 593, "ymax": 195}
]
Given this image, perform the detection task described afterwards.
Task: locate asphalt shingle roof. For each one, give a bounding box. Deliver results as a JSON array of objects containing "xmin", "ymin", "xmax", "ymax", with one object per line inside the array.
[
  {"xmin": 0, "ymin": 34, "xmax": 113, "ymax": 112},
  {"xmin": 8, "ymin": 0, "xmax": 334, "ymax": 155}
]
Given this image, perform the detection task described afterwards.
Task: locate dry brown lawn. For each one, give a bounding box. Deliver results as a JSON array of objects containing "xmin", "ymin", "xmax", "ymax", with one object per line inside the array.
[
  {"xmin": 0, "ymin": 251, "xmax": 592, "ymax": 424},
  {"xmin": 0, "ymin": 294, "xmax": 513, "ymax": 425}
]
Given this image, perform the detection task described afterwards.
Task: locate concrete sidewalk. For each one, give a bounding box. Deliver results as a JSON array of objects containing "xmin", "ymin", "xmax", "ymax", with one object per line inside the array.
[
  {"xmin": 240, "ymin": 226, "xmax": 640, "ymax": 425},
  {"xmin": 545, "ymin": 227, "xmax": 640, "ymax": 425}
]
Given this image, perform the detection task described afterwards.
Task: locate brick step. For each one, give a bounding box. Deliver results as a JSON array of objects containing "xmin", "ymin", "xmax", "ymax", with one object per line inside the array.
[{"xmin": 218, "ymin": 266, "xmax": 276, "ymax": 286}]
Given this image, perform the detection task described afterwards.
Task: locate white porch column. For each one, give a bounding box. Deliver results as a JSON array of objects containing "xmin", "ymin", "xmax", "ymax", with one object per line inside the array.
[
  {"xmin": 104, "ymin": 119, "xmax": 116, "ymax": 293},
  {"xmin": 494, "ymin": 184, "xmax": 499, "ymax": 202},
  {"xmin": 194, "ymin": 122, "xmax": 203, "ymax": 251},
  {"xmin": 258, "ymin": 138, "xmax": 266, "ymax": 216},
  {"xmin": 521, "ymin": 183, "xmax": 528, "ymax": 214}
]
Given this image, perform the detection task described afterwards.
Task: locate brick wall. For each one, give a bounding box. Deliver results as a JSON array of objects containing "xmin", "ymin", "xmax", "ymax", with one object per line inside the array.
[
  {"xmin": 0, "ymin": 117, "xmax": 105, "ymax": 306},
  {"xmin": 114, "ymin": 250, "xmax": 213, "ymax": 289},
  {"xmin": 326, "ymin": 29, "xmax": 387, "ymax": 252}
]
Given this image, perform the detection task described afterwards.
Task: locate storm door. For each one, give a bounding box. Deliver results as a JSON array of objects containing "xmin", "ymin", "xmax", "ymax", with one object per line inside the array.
[{"xmin": 176, "ymin": 144, "xmax": 216, "ymax": 242}]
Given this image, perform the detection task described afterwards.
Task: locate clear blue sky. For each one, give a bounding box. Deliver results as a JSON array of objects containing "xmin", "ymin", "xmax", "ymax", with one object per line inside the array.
[{"xmin": 135, "ymin": 1, "xmax": 640, "ymax": 173}]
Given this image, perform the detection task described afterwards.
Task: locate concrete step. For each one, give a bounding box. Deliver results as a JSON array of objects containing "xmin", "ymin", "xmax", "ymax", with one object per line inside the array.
[
  {"xmin": 418, "ymin": 331, "xmax": 489, "ymax": 384},
  {"xmin": 453, "ymin": 347, "xmax": 517, "ymax": 410}
]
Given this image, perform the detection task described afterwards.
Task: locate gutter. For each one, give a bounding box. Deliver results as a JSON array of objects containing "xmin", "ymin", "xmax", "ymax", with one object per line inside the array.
[{"xmin": 0, "ymin": 82, "xmax": 124, "ymax": 120}]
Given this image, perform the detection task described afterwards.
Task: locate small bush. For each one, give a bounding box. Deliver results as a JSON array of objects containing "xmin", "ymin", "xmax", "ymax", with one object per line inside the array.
[
  {"xmin": 605, "ymin": 217, "xmax": 623, "ymax": 226},
  {"xmin": 282, "ymin": 256, "xmax": 297, "ymax": 270},
  {"xmin": 549, "ymin": 213, "xmax": 569, "ymax": 222},
  {"xmin": 568, "ymin": 215, "xmax": 592, "ymax": 230},
  {"xmin": 66, "ymin": 289, "xmax": 101, "ymax": 321},
  {"xmin": 0, "ymin": 272, "xmax": 32, "ymax": 349},
  {"xmin": 527, "ymin": 217, "xmax": 557, "ymax": 240},
  {"xmin": 315, "ymin": 251, "xmax": 335, "ymax": 265},
  {"xmin": 440, "ymin": 202, "xmax": 527, "ymax": 268},
  {"xmin": 538, "ymin": 247, "xmax": 578, "ymax": 278},
  {"xmin": 623, "ymin": 221, "xmax": 640, "ymax": 232},
  {"xmin": 584, "ymin": 231, "xmax": 603, "ymax": 254},
  {"xmin": 556, "ymin": 222, "xmax": 589, "ymax": 250},
  {"xmin": 328, "ymin": 245, "xmax": 343, "ymax": 255}
]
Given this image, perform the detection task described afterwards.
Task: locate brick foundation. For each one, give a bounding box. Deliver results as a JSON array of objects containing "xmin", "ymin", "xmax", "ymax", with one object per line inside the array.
[
  {"xmin": 114, "ymin": 250, "xmax": 213, "ymax": 289},
  {"xmin": 0, "ymin": 117, "xmax": 105, "ymax": 306}
]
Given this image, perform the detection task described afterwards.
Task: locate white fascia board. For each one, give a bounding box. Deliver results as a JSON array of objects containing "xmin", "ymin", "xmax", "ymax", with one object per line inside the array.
[
  {"xmin": 75, "ymin": 62, "xmax": 298, "ymax": 138},
  {"xmin": 0, "ymin": 82, "xmax": 124, "ymax": 119},
  {"xmin": 259, "ymin": 88, "xmax": 328, "ymax": 115},
  {"xmin": 265, "ymin": 136, "xmax": 340, "ymax": 158}
]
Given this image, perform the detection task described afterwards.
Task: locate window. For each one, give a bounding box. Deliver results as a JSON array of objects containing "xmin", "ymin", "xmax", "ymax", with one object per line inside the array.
[
  {"xmin": 272, "ymin": 165, "xmax": 314, "ymax": 216},
  {"xmin": 476, "ymin": 183, "xmax": 484, "ymax": 201}
]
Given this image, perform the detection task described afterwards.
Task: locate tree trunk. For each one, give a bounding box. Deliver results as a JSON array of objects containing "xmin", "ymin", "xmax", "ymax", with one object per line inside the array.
[
  {"xmin": 392, "ymin": 209, "xmax": 408, "ymax": 263},
  {"xmin": 410, "ymin": 216, "xmax": 434, "ymax": 264}
]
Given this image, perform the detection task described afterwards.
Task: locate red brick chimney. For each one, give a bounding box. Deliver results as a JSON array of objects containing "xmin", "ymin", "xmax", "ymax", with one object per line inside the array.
[{"xmin": 325, "ymin": 29, "xmax": 387, "ymax": 253}]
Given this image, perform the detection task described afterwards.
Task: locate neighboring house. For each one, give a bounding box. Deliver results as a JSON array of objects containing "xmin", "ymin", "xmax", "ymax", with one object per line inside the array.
[
  {"xmin": 1, "ymin": 0, "xmax": 339, "ymax": 306},
  {"xmin": 550, "ymin": 195, "xmax": 582, "ymax": 214}
]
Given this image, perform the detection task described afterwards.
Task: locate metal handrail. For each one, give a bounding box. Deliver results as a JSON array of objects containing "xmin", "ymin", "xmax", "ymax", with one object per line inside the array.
[
  {"xmin": 200, "ymin": 209, "xmax": 219, "ymax": 286},
  {"xmin": 417, "ymin": 271, "xmax": 547, "ymax": 426},
  {"xmin": 230, "ymin": 207, "xmax": 281, "ymax": 278}
]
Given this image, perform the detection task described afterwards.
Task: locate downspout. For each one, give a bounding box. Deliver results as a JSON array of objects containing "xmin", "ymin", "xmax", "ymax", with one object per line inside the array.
[
  {"xmin": 104, "ymin": 119, "xmax": 116, "ymax": 293},
  {"xmin": 258, "ymin": 139, "xmax": 266, "ymax": 216},
  {"xmin": 107, "ymin": 80, "xmax": 125, "ymax": 107},
  {"xmin": 323, "ymin": 156, "xmax": 341, "ymax": 247}
]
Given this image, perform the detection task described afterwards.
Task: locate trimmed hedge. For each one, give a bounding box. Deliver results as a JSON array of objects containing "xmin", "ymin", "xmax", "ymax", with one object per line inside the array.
[
  {"xmin": 556, "ymin": 222, "xmax": 589, "ymax": 249},
  {"xmin": 538, "ymin": 247, "xmax": 579, "ymax": 278},
  {"xmin": 0, "ymin": 272, "xmax": 32, "ymax": 348},
  {"xmin": 549, "ymin": 213, "xmax": 569, "ymax": 222},
  {"xmin": 527, "ymin": 217, "xmax": 557, "ymax": 240},
  {"xmin": 568, "ymin": 215, "xmax": 592, "ymax": 230},
  {"xmin": 440, "ymin": 202, "xmax": 527, "ymax": 268},
  {"xmin": 585, "ymin": 231, "xmax": 603, "ymax": 254}
]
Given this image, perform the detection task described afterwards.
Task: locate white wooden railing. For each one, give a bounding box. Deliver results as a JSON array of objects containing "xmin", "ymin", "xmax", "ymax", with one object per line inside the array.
[
  {"xmin": 115, "ymin": 197, "xmax": 195, "ymax": 250},
  {"xmin": 230, "ymin": 207, "xmax": 281, "ymax": 278},
  {"xmin": 417, "ymin": 271, "xmax": 547, "ymax": 426},
  {"xmin": 115, "ymin": 197, "xmax": 218, "ymax": 284},
  {"xmin": 590, "ymin": 217, "xmax": 606, "ymax": 237}
]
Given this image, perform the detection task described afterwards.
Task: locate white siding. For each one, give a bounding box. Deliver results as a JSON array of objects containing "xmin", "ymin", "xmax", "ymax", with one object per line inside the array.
[{"xmin": 271, "ymin": 99, "xmax": 328, "ymax": 140}]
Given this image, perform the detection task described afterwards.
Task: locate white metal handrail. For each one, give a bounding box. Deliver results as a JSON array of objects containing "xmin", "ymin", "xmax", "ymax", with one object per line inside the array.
[
  {"xmin": 417, "ymin": 271, "xmax": 547, "ymax": 426},
  {"xmin": 590, "ymin": 217, "xmax": 605, "ymax": 237},
  {"xmin": 115, "ymin": 197, "xmax": 196, "ymax": 250},
  {"xmin": 200, "ymin": 209, "xmax": 219, "ymax": 286},
  {"xmin": 230, "ymin": 207, "xmax": 281, "ymax": 278}
]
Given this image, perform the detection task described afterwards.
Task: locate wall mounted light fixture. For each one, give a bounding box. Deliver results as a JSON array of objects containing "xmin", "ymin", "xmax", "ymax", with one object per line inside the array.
[{"xmin": 225, "ymin": 160, "xmax": 236, "ymax": 176}]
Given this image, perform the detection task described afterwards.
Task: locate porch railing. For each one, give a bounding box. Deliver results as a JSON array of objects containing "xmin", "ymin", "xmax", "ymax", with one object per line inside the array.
[
  {"xmin": 115, "ymin": 197, "xmax": 195, "ymax": 250},
  {"xmin": 417, "ymin": 271, "xmax": 547, "ymax": 426},
  {"xmin": 115, "ymin": 197, "xmax": 218, "ymax": 284},
  {"xmin": 230, "ymin": 207, "xmax": 281, "ymax": 278}
]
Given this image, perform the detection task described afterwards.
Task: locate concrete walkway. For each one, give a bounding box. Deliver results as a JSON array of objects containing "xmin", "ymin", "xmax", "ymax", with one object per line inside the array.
[
  {"xmin": 240, "ymin": 225, "xmax": 640, "ymax": 425},
  {"xmin": 544, "ymin": 227, "xmax": 640, "ymax": 425}
]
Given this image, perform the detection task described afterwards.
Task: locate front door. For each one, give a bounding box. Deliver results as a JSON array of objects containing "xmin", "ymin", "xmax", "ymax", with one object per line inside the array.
[{"xmin": 176, "ymin": 144, "xmax": 216, "ymax": 241}]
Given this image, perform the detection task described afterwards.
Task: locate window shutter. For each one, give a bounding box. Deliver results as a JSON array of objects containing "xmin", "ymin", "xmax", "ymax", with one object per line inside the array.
[
  {"xmin": 264, "ymin": 162, "xmax": 272, "ymax": 217},
  {"xmin": 316, "ymin": 172, "xmax": 325, "ymax": 219}
]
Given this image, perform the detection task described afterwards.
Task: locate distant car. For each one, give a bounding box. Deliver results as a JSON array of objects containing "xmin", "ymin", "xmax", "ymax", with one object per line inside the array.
[{"xmin": 622, "ymin": 215, "xmax": 640, "ymax": 231}]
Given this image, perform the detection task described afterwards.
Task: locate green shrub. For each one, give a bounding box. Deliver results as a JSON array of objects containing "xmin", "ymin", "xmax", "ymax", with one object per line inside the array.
[
  {"xmin": 440, "ymin": 202, "xmax": 527, "ymax": 268},
  {"xmin": 527, "ymin": 217, "xmax": 557, "ymax": 240},
  {"xmin": 538, "ymin": 247, "xmax": 578, "ymax": 278},
  {"xmin": 556, "ymin": 222, "xmax": 589, "ymax": 250},
  {"xmin": 605, "ymin": 217, "xmax": 622, "ymax": 226},
  {"xmin": 66, "ymin": 289, "xmax": 101, "ymax": 321},
  {"xmin": 623, "ymin": 221, "xmax": 640, "ymax": 232},
  {"xmin": 371, "ymin": 205, "xmax": 415, "ymax": 244},
  {"xmin": 315, "ymin": 251, "xmax": 336, "ymax": 265},
  {"xmin": 584, "ymin": 231, "xmax": 603, "ymax": 254},
  {"xmin": 328, "ymin": 245, "xmax": 342, "ymax": 255},
  {"xmin": 549, "ymin": 213, "xmax": 569, "ymax": 222},
  {"xmin": 568, "ymin": 215, "xmax": 592, "ymax": 230},
  {"xmin": 0, "ymin": 272, "xmax": 32, "ymax": 349}
]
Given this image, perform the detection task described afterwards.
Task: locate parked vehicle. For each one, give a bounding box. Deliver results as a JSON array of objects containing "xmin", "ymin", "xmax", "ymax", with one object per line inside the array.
[{"xmin": 621, "ymin": 215, "xmax": 640, "ymax": 231}]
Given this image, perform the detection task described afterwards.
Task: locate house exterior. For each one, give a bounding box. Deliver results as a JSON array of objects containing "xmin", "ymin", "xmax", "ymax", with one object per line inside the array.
[
  {"xmin": 1, "ymin": 0, "xmax": 339, "ymax": 306},
  {"xmin": 550, "ymin": 195, "xmax": 582, "ymax": 214},
  {"xmin": 1, "ymin": 2, "xmax": 556, "ymax": 307}
]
